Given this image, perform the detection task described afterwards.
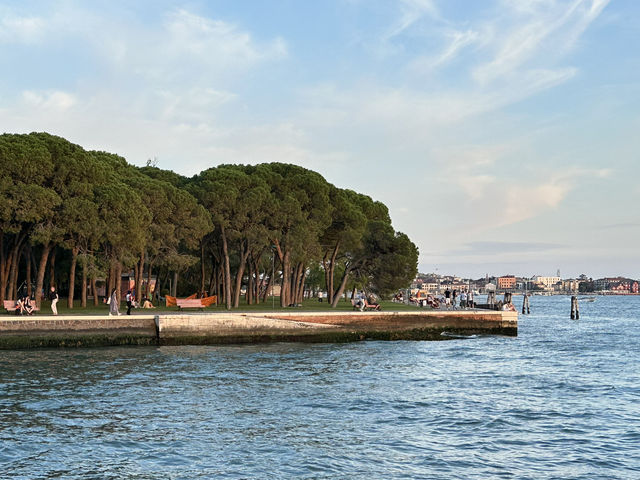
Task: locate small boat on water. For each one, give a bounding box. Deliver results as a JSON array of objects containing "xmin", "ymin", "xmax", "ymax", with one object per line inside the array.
[{"xmin": 578, "ymin": 296, "xmax": 596, "ymax": 302}]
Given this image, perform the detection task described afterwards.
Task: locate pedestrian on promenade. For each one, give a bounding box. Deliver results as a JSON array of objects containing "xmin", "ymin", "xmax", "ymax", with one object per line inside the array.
[
  {"xmin": 49, "ymin": 286, "xmax": 59, "ymax": 315},
  {"xmin": 460, "ymin": 290, "xmax": 467, "ymax": 309},
  {"xmin": 108, "ymin": 288, "xmax": 120, "ymax": 316},
  {"xmin": 125, "ymin": 290, "xmax": 133, "ymax": 315},
  {"xmin": 444, "ymin": 288, "xmax": 451, "ymax": 308},
  {"xmin": 452, "ymin": 289, "xmax": 458, "ymax": 310}
]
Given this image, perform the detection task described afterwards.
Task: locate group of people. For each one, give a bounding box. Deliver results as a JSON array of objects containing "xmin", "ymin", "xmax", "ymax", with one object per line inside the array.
[
  {"xmin": 14, "ymin": 294, "xmax": 36, "ymax": 315},
  {"xmin": 409, "ymin": 289, "xmax": 476, "ymax": 310},
  {"xmin": 442, "ymin": 288, "xmax": 474, "ymax": 309},
  {"xmin": 107, "ymin": 289, "xmax": 155, "ymax": 316},
  {"xmin": 354, "ymin": 291, "xmax": 380, "ymax": 311},
  {"xmin": 10, "ymin": 285, "xmax": 160, "ymax": 316},
  {"xmin": 12, "ymin": 286, "xmax": 59, "ymax": 316}
]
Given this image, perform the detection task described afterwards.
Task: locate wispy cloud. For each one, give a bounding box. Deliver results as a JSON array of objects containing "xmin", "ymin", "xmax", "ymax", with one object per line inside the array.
[
  {"xmin": 473, "ymin": 0, "xmax": 610, "ymax": 85},
  {"xmin": 384, "ymin": 0, "xmax": 440, "ymax": 41}
]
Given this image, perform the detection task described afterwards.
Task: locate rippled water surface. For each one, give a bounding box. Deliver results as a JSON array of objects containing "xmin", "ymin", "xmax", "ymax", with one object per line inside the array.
[{"xmin": 1, "ymin": 296, "xmax": 639, "ymax": 479}]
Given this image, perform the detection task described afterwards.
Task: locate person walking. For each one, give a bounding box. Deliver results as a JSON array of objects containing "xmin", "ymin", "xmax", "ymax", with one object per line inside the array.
[
  {"xmin": 444, "ymin": 288, "xmax": 451, "ymax": 309},
  {"xmin": 108, "ymin": 288, "xmax": 120, "ymax": 316},
  {"xmin": 49, "ymin": 286, "xmax": 59, "ymax": 315},
  {"xmin": 460, "ymin": 290, "xmax": 467, "ymax": 309},
  {"xmin": 125, "ymin": 290, "xmax": 133, "ymax": 315}
]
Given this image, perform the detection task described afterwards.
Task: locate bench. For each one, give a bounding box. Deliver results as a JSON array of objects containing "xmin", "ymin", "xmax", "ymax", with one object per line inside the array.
[
  {"xmin": 351, "ymin": 298, "xmax": 381, "ymax": 311},
  {"xmin": 3, "ymin": 300, "xmax": 40, "ymax": 314},
  {"xmin": 176, "ymin": 298, "xmax": 208, "ymax": 310}
]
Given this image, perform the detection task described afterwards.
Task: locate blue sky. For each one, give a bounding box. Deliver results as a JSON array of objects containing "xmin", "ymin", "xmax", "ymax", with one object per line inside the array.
[{"xmin": 1, "ymin": 0, "xmax": 638, "ymax": 278}]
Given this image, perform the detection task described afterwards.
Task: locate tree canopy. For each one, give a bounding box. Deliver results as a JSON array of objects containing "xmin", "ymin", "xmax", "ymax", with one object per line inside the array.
[{"xmin": 0, "ymin": 132, "xmax": 417, "ymax": 308}]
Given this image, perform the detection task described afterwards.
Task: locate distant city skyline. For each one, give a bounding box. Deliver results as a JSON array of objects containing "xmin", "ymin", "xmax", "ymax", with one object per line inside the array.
[
  {"xmin": 1, "ymin": 0, "xmax": 638, "ymax": 278},
  {"xmin": 414, "ymin": 271, "xmax": 636, "ymax": 281}
]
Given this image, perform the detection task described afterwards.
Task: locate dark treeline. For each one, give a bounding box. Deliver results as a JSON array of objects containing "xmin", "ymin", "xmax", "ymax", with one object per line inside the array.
[{"xmin": 1, "ymin": 132, "xmax": 418, "ymax": 309}]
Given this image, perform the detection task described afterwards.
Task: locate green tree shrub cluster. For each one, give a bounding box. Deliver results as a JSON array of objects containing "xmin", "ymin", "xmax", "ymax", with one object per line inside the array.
[{"xmin": 0, "ymin": 132, "xmax": 417, "ymax": 309}]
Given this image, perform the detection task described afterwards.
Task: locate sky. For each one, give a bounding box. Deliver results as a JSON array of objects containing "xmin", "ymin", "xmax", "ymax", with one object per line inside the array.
[{"xmin": 1, "ymin": 0, "xmax": 639, "ymax": 279}]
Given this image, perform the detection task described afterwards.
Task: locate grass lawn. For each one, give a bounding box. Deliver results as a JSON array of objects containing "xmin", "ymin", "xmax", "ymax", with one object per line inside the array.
[{"xmin": 24, "ymin": 297, "xmax": 421, "ymax": 315}]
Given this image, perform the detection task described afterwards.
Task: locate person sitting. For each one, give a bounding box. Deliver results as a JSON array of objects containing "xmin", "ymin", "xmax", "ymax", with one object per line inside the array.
[
  {"xmin": 15, "ymin": 298, "xmax": 25, "ymax": 315},
  {"xmin": 23, "ymin": 296, "xmax": 35, "ymax": 315},
  {"xmin": 141, "ymin": 296, "xmax": 155, "ymax": 309},
  {"xmin": 502, "ymin": 302, "xmax": 516, "ymax": 312}
]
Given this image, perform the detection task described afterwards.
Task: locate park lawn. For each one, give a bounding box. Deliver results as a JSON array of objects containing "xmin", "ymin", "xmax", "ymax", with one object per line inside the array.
[{"xmin": 26, "ymin": 297, "xmax": 420, "ymax": 315}]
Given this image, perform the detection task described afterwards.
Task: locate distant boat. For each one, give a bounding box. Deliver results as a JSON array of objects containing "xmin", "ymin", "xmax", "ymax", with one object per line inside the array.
[{"xmin": 578, "ymin": 296, "xmax": 596, "ymax": 302}]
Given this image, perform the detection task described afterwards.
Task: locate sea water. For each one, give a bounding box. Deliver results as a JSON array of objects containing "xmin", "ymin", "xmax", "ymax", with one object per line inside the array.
[{"xmin": 1, "ymin": 296, "xmax": 639, "ymax": 479}]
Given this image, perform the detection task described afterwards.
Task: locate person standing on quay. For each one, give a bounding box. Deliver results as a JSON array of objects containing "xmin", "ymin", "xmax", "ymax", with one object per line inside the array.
[
  {"xmin": 125, "ymin": 290, "xmax": 133, "ymax": 315},
  {"xmin": 49, "ymin": 286, "xmax": 59, "ymax": 315},
  {"xmin": 109, "ymin": 288, "xmax": 120, "ymax": 316},
  {"xmin": 444, "ymin": 288, "xmax": 451, "ymax": 308}
]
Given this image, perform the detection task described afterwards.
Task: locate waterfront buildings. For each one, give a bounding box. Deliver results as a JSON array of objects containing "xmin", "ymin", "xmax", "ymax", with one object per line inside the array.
[{"xmin": 497, "ymin": 275, "xmax": 516, "ymax": 290}]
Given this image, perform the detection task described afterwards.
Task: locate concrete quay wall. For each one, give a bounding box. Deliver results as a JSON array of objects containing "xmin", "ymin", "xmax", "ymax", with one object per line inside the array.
[
  {"xmin": 0, "ymin": 310, "xmax": 517, "ymax": 349},
  {"xmin": 0, "ymin": 315, "xmax": 158, "ymax": 349}
]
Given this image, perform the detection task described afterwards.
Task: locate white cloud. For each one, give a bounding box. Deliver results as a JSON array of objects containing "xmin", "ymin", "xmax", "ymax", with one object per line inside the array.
[
  {"xmin": 0, "ymin": 14, "xmax": 44, "ymax": 44},
  {"xmin": 162, "ymin": 9, "xmax": 287, "ymax": 69},
  {"xmin": 22, "ymin": 90, "xmax": 76, "ymax": 110}
]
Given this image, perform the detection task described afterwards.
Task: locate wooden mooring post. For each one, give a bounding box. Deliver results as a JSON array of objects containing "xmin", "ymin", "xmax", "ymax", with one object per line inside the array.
[
  {"xmin": 503, "ymin": 292, "xmax": 512, "ymax": 305},
  {"xmin": 522, "ymin": 293, "xmax": 530, "ymax": 315},
  {"xmin": 487, "ymin": 291, "xmax": 496, "ymax": 308},
  {"xmin": 570, "ymin": 295, "xmax": 580, "ymax": 319}
]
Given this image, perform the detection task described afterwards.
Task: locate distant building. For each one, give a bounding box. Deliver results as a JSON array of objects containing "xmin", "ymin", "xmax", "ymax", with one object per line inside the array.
[
  {"xmin": 532, "ymin": 275, "xmax": 561, "ymax": 290},
  {"xmin": 595, "ymin": 277, "xmax": 630, "ymax": 291},
  {"xmin": 420, "ymin": 282, "xmax": 439, "ymax": 293},
  {"xmin": 497, "ymin": 275, "xmax": 516, "ymax": 290},
  {"xmin": 560, "ymin": 279, "xmax": 580, "ymax": 293}
]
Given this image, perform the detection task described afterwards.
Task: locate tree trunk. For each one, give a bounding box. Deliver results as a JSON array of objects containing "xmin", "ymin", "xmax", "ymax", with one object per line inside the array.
[
  {"xmin": 200, "ymin": 241, "xmax": 206, "ymax": 297},
  {"xmin": 35, "ymin": 242, "xmax": 52, "ymax": 309},
  {"xmin": 233, "ymin": 241, "xmax": 250, "ymax": 308},
  {"xmin": 0, "ymin": 233, "xmax": 5, "ymax": 303},
  {"xmin": 91, "ymin": 276, "xmax": 99, "ymax": 306},
  {"xmin": 331, "ymin": 265, "xmax": 353, "ymax": 308},
  {"xmin": 26, "ymin": 246, "xmax": 32, "ymax": 297},
  {"xmin": 246, "ymin": 258, "xmax": 254, "ymax": 305},
  {"xmin": 48, "ymin": 248, "xmax": 56, "ymax": 292},
  {"xmin": 298, "ymin": 266, "xmax": 307, "ymax": 304},
  {"xmin": 107, "ymin": 258, "xmax": 115, "ymax": 297},
  {"xmin": 291, "ymin": 262, "xmax": 303, "ymax": 305},
  {"xmin": 81, "ymin": 256, "xmax": 88, "ymax": 308},
  {"xmin": 146, "ymin": 260, "xmax": 153, "ymax": 299},
  {"xmin": 253, "ymin": 257, "xmax": 261, "ymax": 305},
  {"xmin": 281, "ymin": 250, "xmax": 291, "ymax": 307},
  {"xmin": 136, "ymin": 251, "xmax": 145, "ymax": 302},
  {"xmin": 208, "ymin": 256, "xmax": 216, "ymax": 298},
  {"xmin": 68, "ymin": 246, "xmax": 79, "ymax": 308},
  {"xmin": 115, "ymin": 262, "xmax": 123, "ymax": 304},
  {"xmin": 220, "ymin": 227, "xmax": 232, "ymax": 310},
  {"xmin": 171, "ymin": 271, "xmax": 178, "ymax": 297},
  {"xmin": 7, "ymin": 243, "xmax": 23, "ymax": 301}
]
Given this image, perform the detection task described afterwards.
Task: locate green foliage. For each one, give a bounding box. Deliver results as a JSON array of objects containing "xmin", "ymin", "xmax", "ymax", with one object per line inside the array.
[{"xmin": 0, "ymin": 132, "xmax": 418, "ymax": 308}]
